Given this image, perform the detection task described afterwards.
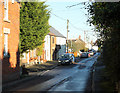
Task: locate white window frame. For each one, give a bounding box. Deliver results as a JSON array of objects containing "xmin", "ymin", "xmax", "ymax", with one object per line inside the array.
[
  {"xmin": 4, "ymin": 34, "xmax": 8, "ymax": 56},
  {"xmin": 4, "ymin": 0, "xmax": 10, "ymax": 22},
  {"xmin": 12, "ymin": 0, "xmax": 14, "ymax": 4},
  {"xmin": 22, "ymin": 53, "xmax": 26, "ymax": 59},
  {"xmin": 30, "ymin": 50, "xmax": 32, "ymax": 57}
]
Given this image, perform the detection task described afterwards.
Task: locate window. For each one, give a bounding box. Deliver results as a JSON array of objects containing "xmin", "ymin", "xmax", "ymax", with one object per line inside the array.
[
  {"xmin": 12, "ymin": 0, "xmax": 14, "ymax": 3},
  {"xmin": 47, "ymin": 50, "xmax": 49, "ymax": 57},
  {"xmin": 44, "ymin": 50, "xmax": 46, "ymax": 59},
  {"xmin": 22, "ymin": 53, "xmax": 26, "ymax": 59},
  {"xmin": 47, "ymin": 37, "xmax": 48, "ymax": 43},
  {"xmin": 52, "ymin": 36, "xmax": 54, "ymax": 44},
  {"xmin": 34, "ymin": 49, "xmax": 36, "ymax": 57},
  {"xmin": 4, "ymin": 34, "xmax": 8, "ymax": 56},
  {"xmin": 4, "ymin": 0, "xmax": 8, "ymax": 21}
]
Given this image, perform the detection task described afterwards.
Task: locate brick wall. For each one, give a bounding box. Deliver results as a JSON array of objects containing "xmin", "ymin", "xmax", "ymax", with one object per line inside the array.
[
  {"xmin": 1, "ymin": 1, "xmax": 20, "ymax": 83},
  {"xmin": 50, "ymin": 35, "xmax": 56, "ymax": 60}
]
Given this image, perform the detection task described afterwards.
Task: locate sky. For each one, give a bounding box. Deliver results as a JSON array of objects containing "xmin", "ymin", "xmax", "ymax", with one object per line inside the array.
[{"xmin": 45, "ymin": 0, "xmax": 97, "ymax": 43}]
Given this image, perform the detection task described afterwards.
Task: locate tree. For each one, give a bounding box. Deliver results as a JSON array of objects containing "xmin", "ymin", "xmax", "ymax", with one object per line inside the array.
[
  {"xmin": 36, "ymin": 44, "xmax": 44, "ymax": 56},
  {"xmin": 87, "ymin": 2, "xmax": 120, "ymax": 92},
  {"xmin": 20, "ymin": 2, "xmax": 50, "ymax": 53}
]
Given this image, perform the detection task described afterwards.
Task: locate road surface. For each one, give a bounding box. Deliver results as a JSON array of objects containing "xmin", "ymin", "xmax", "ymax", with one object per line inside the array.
[{"xmin": 6, "ymin": 53, "xmax": 99, "ymax": 92}]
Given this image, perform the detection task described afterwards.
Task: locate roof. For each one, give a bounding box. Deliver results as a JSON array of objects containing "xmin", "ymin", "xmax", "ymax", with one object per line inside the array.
[
  {"xmin": 48, "ymin": 32, "xmax": 55, "ymax": 36},
  {"xmin": 49, "ymin": 27, "xmax": 66, "ymax": 38},
  {"xmin": 68, "ymin": 38, "xmax": 84, "ymax": 43}
]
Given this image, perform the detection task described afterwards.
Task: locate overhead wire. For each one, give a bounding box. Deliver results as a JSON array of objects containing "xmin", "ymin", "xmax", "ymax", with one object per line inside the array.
[
  {"xmin": 50, "ymin": 12, "xmax": 91, "ymax": 32},
  {"xmin": 66, "ymin": 2, "xmax": 85, "ymax": 8},
  {"xmin": 50, "ymin": 2, "xmax": 94, "ymax": 33},
  {"xmin": 50, "ymin": 12, "xmax": 66, "ymax": 21}
]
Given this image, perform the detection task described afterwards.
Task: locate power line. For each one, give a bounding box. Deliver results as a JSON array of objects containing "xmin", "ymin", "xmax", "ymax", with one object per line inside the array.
[
  {"xmin": 66, "ymin": 2, "xmax": 85, "ymax": 8},
  {"xmin": 51, "ymin": 12, "xmax": 84, "ymax": 31},
  {"xmin": 50, "ymin": 12, "xmax": 66, "ymax": 21},
  {"xmin": 50, "ymin": 12, "xmax": 94, "ymax": 33},
  {"xmin": 69, "ymin": 22, "xmax": 84, "ymax": 32},
  {"xmin": 66, "ymin": 2, "xmax": 90, "ymax": 8}
]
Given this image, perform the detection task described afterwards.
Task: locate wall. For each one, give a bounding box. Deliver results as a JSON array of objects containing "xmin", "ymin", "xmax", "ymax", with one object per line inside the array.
[
  {"xmin": 44, "ymin": 35, "xmax": 50, "ymax": 61},
  {"xmin": 50, "ymin": 35, "xmax": 56, "ymax": 60},
  {"xmin": 0, "ymin": 2, "xmax": 2, "ymax": 91},
  {"xmin": 56, "ymin": 37, "xmax": 66, "ymax": 59},
  {"xmin": 20, "ymin": 48, "xmax": 38, "ymax": 66},
  {"xmin": 2, "ymin": 1, "xmax": 20, "ymax": 83}
]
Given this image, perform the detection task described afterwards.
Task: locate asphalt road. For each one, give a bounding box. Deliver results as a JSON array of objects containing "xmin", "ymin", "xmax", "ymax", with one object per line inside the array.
[{"xmin": 7, "ymin": 53, "xmax": 99, "ymax": 92}]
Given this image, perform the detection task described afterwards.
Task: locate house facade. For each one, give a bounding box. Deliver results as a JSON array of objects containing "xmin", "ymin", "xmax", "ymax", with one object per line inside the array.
[
  {"xmin": 68, "ymin": 35, "xmax": 85, "ymax": 57},
  {"xmin": 42, "ymin": 27, "xmax": 66, "ymax": 61},
  {"xmin": 44, "ymin": 32, "xmax": 56, "ymax": 61},
  {"xmin": 0, "ymin": 0, "xmax": 20, "ymax": 83},
  {"xmin": 56, "ymin": 36, "xmax": 66, "ymax": 59},
  {"xmin": 20, "ymin": 49, "xmax": 38, "ymax": 66},
  {"xmin": 49, "ymin": 27, "xmax": 66, "ymax": 60},
  {"xmin": 44, "ymin": 35, "xmax": 51, "ymax": 61},
  {"xmin": 21, "ymin": 27, "xmax": 66, "ymax": 65}
]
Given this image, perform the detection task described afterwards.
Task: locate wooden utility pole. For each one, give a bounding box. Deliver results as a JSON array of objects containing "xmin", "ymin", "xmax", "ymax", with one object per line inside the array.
[
  {"xmin": 67, "ymin": 19, "xmax": 69, "ymax": 53},
  {"xmin": 84, "ymin": 31, "xmax": 86, "ymax": 51},
  {"xmin": 71, "ymin": 39, "xmax": 72, "ymax": 52}
]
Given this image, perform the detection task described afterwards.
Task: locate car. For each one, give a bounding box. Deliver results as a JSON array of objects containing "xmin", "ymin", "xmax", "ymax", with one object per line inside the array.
[
  {"xmin": 81, "ymin": 52, "xmax": 90, "ymax": 58},
  {"xmin": 58, "ymin": 53, "xmax": 75, "ymax": 65},
  {"xmin": 89, "ymin": 51, "xmax": 94, "ymax": 56},
  {"xmin": 88, "ymin": 49, "xmax": 96, "ymax": 55}
]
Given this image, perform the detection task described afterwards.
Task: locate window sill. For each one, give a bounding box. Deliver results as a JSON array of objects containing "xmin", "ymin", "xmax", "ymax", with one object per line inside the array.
[{"xmin": 4, "ymin": 19, "xmax": 11, "ymax": 23}]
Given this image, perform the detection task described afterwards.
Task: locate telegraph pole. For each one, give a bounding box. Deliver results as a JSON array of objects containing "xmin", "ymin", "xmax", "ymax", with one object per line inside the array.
[
  {"xmin": 71, "ymin": 39, "xmax": 72, "ymax": 52},
  {"xmin": 84, "ymin": 31, "xmax": 86, "ymax": 51},
  {"xmin": 67, "ymin": 19, "xmax": 69, "ymax": 53}
]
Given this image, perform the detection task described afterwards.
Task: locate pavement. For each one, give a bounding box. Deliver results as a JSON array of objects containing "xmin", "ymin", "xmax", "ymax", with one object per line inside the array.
[{"xmin": 2, "ymin": 61, "xmax": 58, "ymax": 91}]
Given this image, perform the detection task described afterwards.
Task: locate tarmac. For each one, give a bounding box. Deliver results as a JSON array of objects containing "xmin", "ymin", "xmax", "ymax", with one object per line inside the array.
[{"xmin": 2, "ymin": 56, "xmax": 108, "ymax": 92}]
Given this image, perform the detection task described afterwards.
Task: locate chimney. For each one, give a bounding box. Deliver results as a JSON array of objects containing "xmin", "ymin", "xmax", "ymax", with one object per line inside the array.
[{"xmin": 79, "ymin": 35, "xmax": 81, "ymax": 40}]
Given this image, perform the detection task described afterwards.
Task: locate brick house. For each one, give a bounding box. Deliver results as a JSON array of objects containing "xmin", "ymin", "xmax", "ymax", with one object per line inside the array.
[
  {"xmin": 0, "ymin": 0, "xmax": 20, "ymax": 83},
  {"xmin": 50, "ymin": 32, "xmax": 56, "ymax": 61},
  {"xmin": 20, "ymin": 27, "xmax": 66, "ymax": 65},
  {"xmin": 44, "ymin": 27, "xmax": 66, "ymax": 61},
  {"xmin": 20, "ymin": 32, "xmax": 56, "ymax": 66},
  {"xmin": 43, "ymin": 32, "xmax": 55, "ymax": 62},
  {"xmin": 68, "ymin": 35, "xmax": 85, "ymax": 57},
  {"xmin": 49, "ymin": 27, "xmax": 66, "ymax": 60}
]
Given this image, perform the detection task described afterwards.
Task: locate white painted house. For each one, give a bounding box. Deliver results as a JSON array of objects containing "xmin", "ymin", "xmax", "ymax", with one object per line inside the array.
[
  {"xmin": 44, "ymin": 35, "xmax": 51, "ymax": 61},
  {"xmin": 44, "ymin": 27, "xmax": 66, "ymax": 61},
  {"xmin": 49, "ymin": 27, "xmax": 66, "ymax": 60}
]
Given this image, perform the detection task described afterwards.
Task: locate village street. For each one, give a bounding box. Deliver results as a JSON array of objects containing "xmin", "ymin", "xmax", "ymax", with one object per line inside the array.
[
  {"xmin": 5, "ymin": 53, "xmax": 99, "ymax": 92},
  {"xmin": 1, "ymin": 1, "xmax": 120, "ymax": 92}
]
